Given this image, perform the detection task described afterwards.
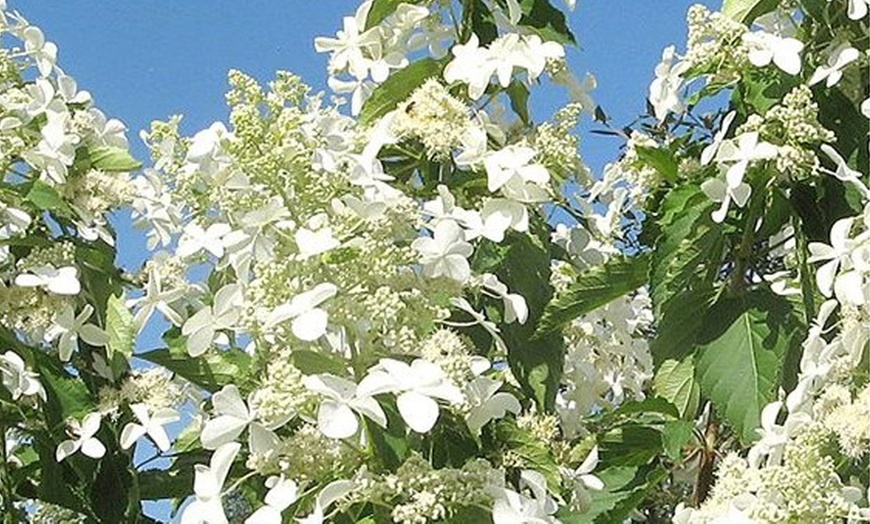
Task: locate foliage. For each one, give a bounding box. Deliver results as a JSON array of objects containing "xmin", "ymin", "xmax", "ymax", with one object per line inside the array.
[{"xmin": 0, "ymin": 0, "xmax": 868, "ymax": 523}]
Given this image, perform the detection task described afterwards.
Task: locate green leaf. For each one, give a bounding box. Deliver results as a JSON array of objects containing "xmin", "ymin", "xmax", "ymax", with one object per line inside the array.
[
  {"xmin": 87, "ymin": 146, "xmax": 141, "ymax": 172},
  {"xmin": 25, "ymin": 180, "xmax": 67, "ymax": 212},
  {"xmin": 506, "ymin": 80, "xmax": 531, "ymax": 125},
  {"xmin": 649, "ymin": 289, "xmax": 716, "ymax": 366},
  {"xmin": 365, "ymin": 0, "xmax": 423, "ymax": 30},
  {"xmin": 359, "ymin": 58, "xmax": 443, "ymax": 126},
  {"xmin": 138, "ymin": 336, "xmax": 252, "ymax": 393},
  {"xmin": 661, "ymin": 420, "xmax": 694, "ymax": 460},
  {"xmin": 462, "ymin": 0, "xmax": 499, "ymax": 45},
  {"xmin": 138, "ymin": 466, "xmax": 194, "ymax": 501},
  {"xmin": 517, "ymin": 0, "xmax": 576, "ymax": 44},
  {"xmin": 649, "ymin": 185, "xmax": 722, "ymax": 319},
  {"xmin": 473, "ymin": 219, "xmax": 564, "ymax": 410},
  {"xmin": 105, "ymin": 293, "xmax": 134, "ymax": 359},
  {"xmin": 33, "ymin": 353, "xmax": 94, "ymax": 425},
  {"xmin": 558, "ymin": 466, "xmax": 638, "ymax": 523},
  {"xmin": 722, "ymin": 0, "xmax": 780, "ymax": 23},
  {"xmin": 536, "ymin": 254, "xmax": 650, "ymax": 336},
  {"xmin": 694, "ymin": 291, "xmax": 803, "ymax": 443},
  {"xmin": 291, "ymin": 349, "xmax": 348, "ymax": 376},
  {"xmin": 653, "ymin": 357, "xmax": 701, "ymax": 419},
  {"xmin": 491, "ymin": 419, "xmax": 561, "ymax": 490},
  {"xmin": 635, "ymin": 146, "xmax": 678, "ymax": 183}
]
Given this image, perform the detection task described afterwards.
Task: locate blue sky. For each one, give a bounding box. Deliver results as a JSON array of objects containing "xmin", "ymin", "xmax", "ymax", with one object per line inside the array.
[
  {"xmin": 14, "ymin": 1, "xmax": 715, "ymax": 521},
  {"xmin": 17, "ymin": 0, "xmax": 714, "ymax": 272}
]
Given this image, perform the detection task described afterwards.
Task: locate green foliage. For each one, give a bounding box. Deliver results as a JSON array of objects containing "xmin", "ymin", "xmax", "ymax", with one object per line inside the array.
[
  {"xmin": 653, "ymin": 357, "xmax": 701, "ymax": 419},
  {"xmin": 537, "ymin": 254, "xmax": 650, "ymax": 336},
  {"xmin": 105, "ymin": 293, "xmax": 134, "ymax": 359},
  {"xmin": 25, "ymin": 180, "xmax": 68, "ymax": 213},
  {"xmin": 721, "ymin": 0, "xmax": 780, "ymax": 23},
  {"xmin": 86, "ymin": 146, "xmax": 142, "ymax": 172},
  {"xmin": 359, "ymin": 58, "xmax": 444, "ymax": 125},
  {"xmin": 694, "ymin": 291, "xmax": 804, "ymax": 443},
  {"xmin": 138, "ymin": 334, "xmax": 252, "ymax": 393},
  {"xmin": 517, "ymin": 0, "xmax": 576, "ymax": 44}
]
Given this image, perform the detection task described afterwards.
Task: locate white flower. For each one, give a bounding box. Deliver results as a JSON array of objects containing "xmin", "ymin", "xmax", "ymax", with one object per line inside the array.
[
  {"xmin": 649, "ymin": 45, "xmax": 688, "ymax": 122},
  {"xmin": 186, "ymin": 122, "xmax": 232, "ymax": 175},
  {"xmin": 177, "ymin": 222, "xmax": 232, "ymax": 259},
  {"xmin": 295, "ymin": 226, "xmax": 340, "ymax": 260},
  {"xmin": 443, "ymin": 34, "xmax": 495, "ymax": 100},
  {"xmin": 741, "ymin": 31, "xmax": 804, "ymax": 75},
  {"xmin": 328, "ymin": 75, "xmax": 374, "ymax": 116},
  {"xmin": 808, "ymin": 217, "xmax": 855, "ymax": 298},
  {"xmin": 56, "ymin": 413, "xmax": 106, "ymax": 462},
  {"xmin": 411, "ymin": 220, "xmax": 473, "ymax": 283},
  {"xmin": 820, "ymin": 144, "xmax": 869, "ymax": 198},
  {"xmin": 296, "ymin": 479, "xmax": 356, "ymax": 524},
  {"xmin": 245, "ymin": 475, "xmax": 298, "ymax": 524},
  {"xmin": 809, "ymin": 43, "xmax": 859, "ymax": 87},
  {"xmin": 714, "ymin": 132, "xmax": 777, "ymax": 187},
  {"xmin": 480, "ymin": 199, "xmax": 529, "ymax": 242},
  {"xmin": 120, "ymin": 403, "xmax": 180, "ymax": 452},
  {"xmin": 128, "ymin": 268, "xmax": 186, "ymax": 332},
  {"xmin": 701, "ymin": 111, "xmax": 736, "ymax": 166},
  {"xmin": 480, "ymin": 273, "xmax": 528, "ymax": 324},
  {"xmin": 484, "ymin": 145, "xmax": 550, "ymax": 193},
  {"xmin": 357, "ymin": 358, "xmax": 464, "ymax": 433},
  {"xmin": 266, "ymin": 282, "xmax": 338, "ymax": 341},
  {"xmin": 747, "ymin": 401, "xmax": 811, "ymax": 467},
  {"xmin": 315, "ymin": 14, "xmax": 380, "ymax": 79},
  {"xmin": 180, "ymin": 442, "xmax": 241, "ymax": 524},
  {"xmin": 45, "ymin": 304, "xmax": 109, "ymax": 362},
  {"xmin": 22, "ymin": 26, "xmax": 57, "ymax": 77},
  {"xmin": 492, "ymin": 470, "xmax": 559, "ymax": 524},
  {"xmin": 449, "ymin": 297, "xmax": 507, "ymax": 353},
  {"xmin": 464, "ymin": 376, "xmax": 521, "ymax": 435},
  {"xmin": 182, "ymin": 283, "xmax": 243, "ymax": 357},
  {"xmin": 0, "ymin": 351, "xmax": 45, "ymax": 401},
  {"xmin": 561, "ymin": 446, "xmax": 604, "ymax": 510},
  {"xmin": 14, "ymin": 265, "xmax": 81, "ymax": 295},
  {"xmin": 304, "ymin": 374, "xmax": 387, "ymax": 439},
  {"xmin": 200, "ymin": 385, "xmax": 280, "ymax": 454},
  {"xmin": 701, "ymin": 176, "xmax": 751, "ymax": 223}
]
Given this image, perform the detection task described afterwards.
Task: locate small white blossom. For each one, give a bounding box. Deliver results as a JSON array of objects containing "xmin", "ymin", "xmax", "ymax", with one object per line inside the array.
[{"xmin": 56, "ymin": 412, "xmax": 106, "ymax": 462}]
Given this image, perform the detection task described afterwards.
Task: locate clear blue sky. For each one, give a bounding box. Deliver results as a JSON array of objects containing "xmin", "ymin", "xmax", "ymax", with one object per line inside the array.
[
  {"xmin": 13, "ymin": 1, "xmax": 716, "ymax": 521},
  {"xmin": 17, "ymin": 0, "xmax": 715, "ymax": 271}
]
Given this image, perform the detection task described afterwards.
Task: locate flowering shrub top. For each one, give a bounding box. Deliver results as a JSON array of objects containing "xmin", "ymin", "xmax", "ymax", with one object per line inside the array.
[{"xmin": 0, "ymin": 0, "xmax": 868, "ymax": 523}]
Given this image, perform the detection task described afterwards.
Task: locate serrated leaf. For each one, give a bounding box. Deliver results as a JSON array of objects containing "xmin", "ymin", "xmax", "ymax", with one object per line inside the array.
[
  {"xmin": 33, "ymin": 353, "xmax": 94, "ymax": 424},
  {"xmin": 722, "ymin": 0, "xmax": 780, "ymax": 23},
  {"xmin": 650, "ymin": 288, "xmax": 716, "ymax": 366},
  {"xmin": 138, "ymin": 336, "xmax": 252, "ymax": 393},
  {"xmin": 25, "ymin": 180, "xmax": 66, "ymax": 212},
  {"xmin": 365, "ymin": 0, "xmax": 423, "ymax": 30},
  {"xmin": 695, "ymin": 291, "xmax": 802, "ymax": 443},
  {"xmin": 291, "ymin": 349, "xmax": 348, "ymax": 376},
  {"xmin": 359, "ymin": 58, "xmax": 443, "ymax": 126},
  {"xmin": 87, "ymin": 146, "xmax": 141, "ymax": 172},
  {"xmin": 507, "ymin": 80, "xmax": 531, "ymax": 124},
  {"xmin": 105, "ymin": 293, "xmax": 134, "ymax": 359},
  {"xmin": 518, "ymin": 0, "xmax": 576, "ymax": 44},
  {"xmin": 635, "ymin": 146, "xmax": 678, "ymax": 183},
  {"xmin": 653, "ymin": 357, "xmax": 701, "ymax": 419},
  {"xmin": 650, "ymin": 186, "xmax": 722, "ymax": 319},
  {"xmin": 536, "ymin": 254, "xmax": 650, "ymax": 336},
  {"xmin": 661, "ymin": 420, "xmax": 694, "ymax": 460},
  {"xmin": 478, "ymin": 220, "xmax": 564, "ymax": 410}
]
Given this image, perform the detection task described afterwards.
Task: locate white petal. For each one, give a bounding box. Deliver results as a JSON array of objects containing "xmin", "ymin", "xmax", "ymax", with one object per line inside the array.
[
  {"xmin": 291, "ymin": 308, "xmax": 329, "ymax": 341},
  {"xmin": 120, "ymin": 422, "xmax": 147, "ymax": 450},
  {"xmin": 80, "ymin": 437, "xmax": 106, "ymax": 459},
  {"xmin": 201, "ymin": 415, "xmax": 249, "ymax": 450},
  {"xmin": 55, "ymin": 439, "xmax": 79, "ymax": 462},
  {"xmin": 317, "ymin": 400, "xmax": 359, "ymax": 439},
  {"xmin": 396, "ymin": 391, "xmax": 440, "ymax": 433}
]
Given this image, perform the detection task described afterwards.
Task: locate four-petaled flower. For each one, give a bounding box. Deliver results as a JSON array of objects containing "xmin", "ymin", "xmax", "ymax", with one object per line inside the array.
[
  {"xmin": 120, "ymin": 403, "xmax": 180, "ymax": 452},
  {"xmin": 56, "ymin": 412, "xmax": 106, "ymax": 462}
]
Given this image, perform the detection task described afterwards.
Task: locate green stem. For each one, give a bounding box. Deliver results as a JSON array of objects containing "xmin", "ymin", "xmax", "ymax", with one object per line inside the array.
[{"xmin": 0, "ymin": 425, "xmax": 17, "ymax": 524}]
